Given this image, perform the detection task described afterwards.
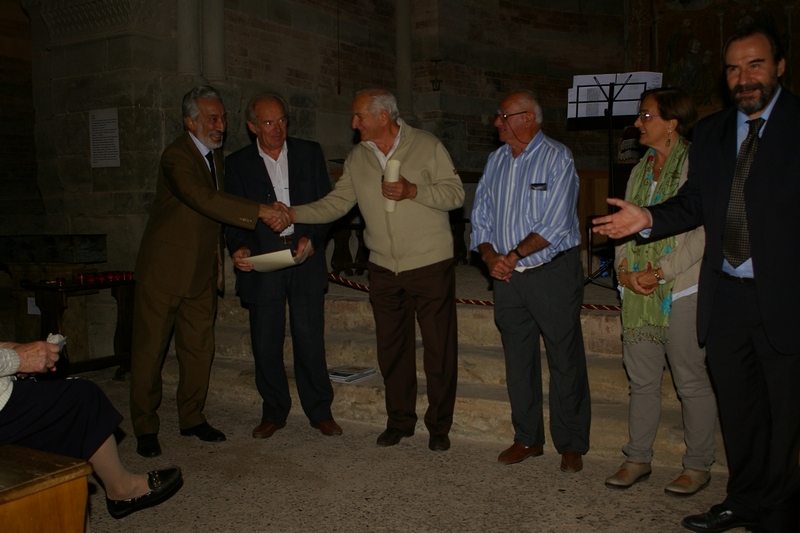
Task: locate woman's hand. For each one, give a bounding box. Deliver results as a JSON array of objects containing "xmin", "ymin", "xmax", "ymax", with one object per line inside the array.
[{"xmin": 15, "ymin": 341, "xmax": 60, "ymax": 374}]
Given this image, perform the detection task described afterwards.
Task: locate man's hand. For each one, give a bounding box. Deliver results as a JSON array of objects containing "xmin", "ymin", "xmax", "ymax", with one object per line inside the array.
[
  {"xmin": 260, "ymin": 202, "xmax": 295, "ymax": 233},
  {"xmin": 478, "ymin": 244, "xmax": 514, "ymax": 282},
  {"xmin": 295, "ymin": 237, "xmax": 315, "ymax": 258},
  {"xmin": 231, "ymin": 246, "xmax": 254, "ymax": 272},
  {"xmin": 382, "ymin": 175, "xmax": 417, "ymax": 202},
  {"xmin": 15, "ymin": 340, "xmax": 60, "ymax": 374},
  {"xmin": 592, "ymin": 198, "xmax": 651, "ymax": 239}
]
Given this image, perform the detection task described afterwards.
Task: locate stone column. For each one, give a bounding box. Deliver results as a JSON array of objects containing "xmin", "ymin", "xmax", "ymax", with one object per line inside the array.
[
  {"xmin": 202, "ymin": 0, "xmax": 226, "ymax": 82},
  {"xmin": 395, "ymin": 0, "xmax": 415, "ymax": 121},
  {"xmin": 177, "ymin": 0, "xmax": 201, "ymax": 75}
]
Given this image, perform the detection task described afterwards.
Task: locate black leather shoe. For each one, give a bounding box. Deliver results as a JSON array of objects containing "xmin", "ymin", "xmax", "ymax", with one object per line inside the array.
[
  {"xmin": 180, "ymin": 422, "xmax": 226, "ymax": 442},
  {"xmin": 107, "ymin": 467, "xmax": 183, "ymax": 519},
  {"xmin": 376, "ymin": 428, "xmax": 414, "ymax": 447},
  {"xmin": 136, "ymin": 434, "xmax": 161, "ymax": 458},
  {"xmin": 681, "ymin": 504, "xmax": 762, "ymax": 532},
  {"xmin": 428, "ymin": 434, "xmax": 450, "ymax": 451}
]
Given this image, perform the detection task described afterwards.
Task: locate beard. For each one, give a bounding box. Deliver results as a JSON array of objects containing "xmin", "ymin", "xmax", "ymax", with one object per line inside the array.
[
  {"xmin": 196, "ymin": 126, "xmax": 224, "ymax": 150},
  {"xmin": 731, "ymin": 78, "xmax": 779, "ymax": 116}
]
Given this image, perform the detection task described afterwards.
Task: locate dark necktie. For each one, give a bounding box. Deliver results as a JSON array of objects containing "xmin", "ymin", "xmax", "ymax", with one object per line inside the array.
[
  {"xmin": 722, "ymin": 117, "xmax": 764, "ymax": 268},
  {"xmin": 205, "ymin": 151, "xmax": 218, "ymax": 189},
  {"xmin": 205, "ymin": 150, "xmax": 224, "ymax": 293}
]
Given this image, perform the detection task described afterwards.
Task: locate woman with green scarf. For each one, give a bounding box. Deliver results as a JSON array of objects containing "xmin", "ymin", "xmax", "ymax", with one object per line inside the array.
[{"xmin": 604, "ymin": 88, "xmax": 717, "ymax": 496}]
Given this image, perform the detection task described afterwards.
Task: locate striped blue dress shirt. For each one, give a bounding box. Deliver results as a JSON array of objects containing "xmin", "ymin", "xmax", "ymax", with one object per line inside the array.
[{"xmin": 470, "ymin": 130, "xmax": 581, "ymax": 268}]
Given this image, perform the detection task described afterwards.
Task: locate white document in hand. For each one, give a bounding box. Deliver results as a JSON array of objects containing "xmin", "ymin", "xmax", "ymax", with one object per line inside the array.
[{"xmin": 247, "ymin": 243, "xmax": 312, "ymax": 273}]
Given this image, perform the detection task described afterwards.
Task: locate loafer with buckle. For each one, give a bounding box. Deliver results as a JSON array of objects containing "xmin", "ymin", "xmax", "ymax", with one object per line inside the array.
[
  {"xmin": 376, "ymin": 428, "xmax": 414, "ymax": 447},
  {"xmin": 560, "ymin": 451, "xmax": 583, "ymax": 473},
  {"xmin": 136, "ymin": 433, "xmax": 161, "ymax": 458},
  {"xmin": 106, "ymin": 467, "xmax": 183, "ymax": 519},
  {"xmin": 179, "ymin": 422, "xmax": 226, "ymax": 442},
  {"xmin": 681, "ymin": 503, "xmax": 761, "ymax": 532},
  {"xmin": 252, "ymin": 421, "xmax": 286, "ymax": 439},
  {"xmin": 311, "ymin": 419, "xmax": 343, "ymax": 436},
  {"xmin": 666, "ymin": 468, "xmax": 711, "ymax": 496},
  {"xmin": 497, "ymin": 442, "xmax": 544, "ymax": 465},
  {"xmin": 428, "ymin": 434, "xmax": 450, "ymax": 451},
  {"xmin": 605, "ymin": 461, "xmax": 651, "ymax": 488}
]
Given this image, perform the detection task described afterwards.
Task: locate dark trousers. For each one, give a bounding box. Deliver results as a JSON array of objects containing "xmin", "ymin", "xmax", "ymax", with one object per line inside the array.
[
  {"xmin": 706, "ymin": 277, "xmax": 800, "ymax": 532},
  {"xmin": 493, "ymin": 247, "xmax": 591, "ymax": 453},
  {"xmin": 130, "ymin": 279, "xmax": 217, "ymax": 435},
  {"xmin": 368, "ymin": 258, "xmax": 458, "ymax": 436},
  {"xmin": 248, "ymin": 287, "xmax": 333, "ymax": 425}
]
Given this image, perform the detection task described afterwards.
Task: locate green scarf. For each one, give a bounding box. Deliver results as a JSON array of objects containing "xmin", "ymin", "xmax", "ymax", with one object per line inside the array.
[{"xmin": 621, "ymin": 137, "xmax": 690, "ymax": 344}]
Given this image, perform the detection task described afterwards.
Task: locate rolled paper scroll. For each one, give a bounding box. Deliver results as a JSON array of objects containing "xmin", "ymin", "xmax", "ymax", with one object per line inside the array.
[{"xmin": 383, "ymin": 159, "xmax": 401, "ymax": 213}]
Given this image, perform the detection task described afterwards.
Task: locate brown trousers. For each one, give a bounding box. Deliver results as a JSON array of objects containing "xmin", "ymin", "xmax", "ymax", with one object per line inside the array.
[
  {"xmin": 368, "ymin": 258, "xmax": 458, "ymax": 436},
  {"xmin": 130, "ymin": 279, "xmax": 217, "ymax": 436}
]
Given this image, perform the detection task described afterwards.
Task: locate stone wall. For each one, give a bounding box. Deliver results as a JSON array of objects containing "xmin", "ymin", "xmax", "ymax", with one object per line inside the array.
[{"xmin": 8, "ymin": 0, "xmax": 626, "ymax": 274}]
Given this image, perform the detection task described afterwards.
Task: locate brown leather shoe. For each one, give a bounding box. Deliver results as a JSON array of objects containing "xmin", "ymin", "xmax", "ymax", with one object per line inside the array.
[
  {"xmin": 497, "ymin": 442, "xmax": 544, "ymax": 465},
  {"xmin": 311, "ymin": 419, "xmax": 343, "ymax": 436},
  {"xmin": 560, "ymin": 451, "xmax": 583, "ymax": 473},
  {"xmin": 252, "ymin": 421, "xmax": 286, "ymax": 439}
]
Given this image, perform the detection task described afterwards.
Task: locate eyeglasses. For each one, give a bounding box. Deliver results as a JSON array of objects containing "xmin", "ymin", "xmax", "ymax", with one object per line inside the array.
[
  {"xmin": 636, "ymin": 112, "xmax": 660, "ymax": 121},
  {"xmin": 262, "ymin": 117, "xmax": 288, "ymax": 127},
  {"xmin": 496, "ymin": 111, "xmax": 528, "ymax": 121}
]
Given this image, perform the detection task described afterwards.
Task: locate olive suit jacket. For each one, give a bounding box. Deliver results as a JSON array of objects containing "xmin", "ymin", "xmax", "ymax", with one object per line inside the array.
[{"xmin": 135, "ymin": 132, "xmax": 261, "ymax": 297}]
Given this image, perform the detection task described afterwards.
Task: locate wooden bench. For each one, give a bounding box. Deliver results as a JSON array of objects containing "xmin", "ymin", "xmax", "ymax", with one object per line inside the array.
[{"xmin": 0, "ymin": 445, "xmax": 93, "ymax": 532}]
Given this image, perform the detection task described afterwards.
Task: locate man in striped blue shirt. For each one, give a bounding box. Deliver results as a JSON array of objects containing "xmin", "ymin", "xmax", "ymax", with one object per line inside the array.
[{"xmin": 470, "ymin": 90, "xmax": 591, "ymax": 472}]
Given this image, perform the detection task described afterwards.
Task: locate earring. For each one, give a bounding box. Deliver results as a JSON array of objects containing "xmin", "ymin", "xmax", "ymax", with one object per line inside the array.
[{"xmin": 665, "ymin": 130, "xmax": 672, "ymax": 148}]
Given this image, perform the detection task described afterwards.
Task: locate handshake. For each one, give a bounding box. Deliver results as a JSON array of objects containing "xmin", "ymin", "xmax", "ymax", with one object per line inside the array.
[{"xmin": 258, "ymin": 202, "xmax": 294, "ymax": 233}]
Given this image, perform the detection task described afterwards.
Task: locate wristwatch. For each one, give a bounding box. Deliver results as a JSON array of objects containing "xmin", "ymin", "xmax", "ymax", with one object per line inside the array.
[
  {"xmin": 653, "ymin": 270, "xmax": 667, "ymax": 285},
  {"xmin": 510, "ymin": 248, "xmax": 525, "ymax": 260}
]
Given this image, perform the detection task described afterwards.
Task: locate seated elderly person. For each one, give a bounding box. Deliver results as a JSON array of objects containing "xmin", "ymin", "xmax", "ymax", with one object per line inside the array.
[{"xmin": 0, "ymin": 339, "xmax": 182, "ymax": 519}]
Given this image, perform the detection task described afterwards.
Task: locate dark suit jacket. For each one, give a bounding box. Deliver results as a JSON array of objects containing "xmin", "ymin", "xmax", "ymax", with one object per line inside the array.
[
  {"xmin": 649, "ymin": 88, "xmax": 800, "ymax": 354},
  {"xmin": 224, "ymin": 137, "xmax": 332, "ymax": 305},
  {"xmin": 135, "ymin": 132, "xmax": 261, "ymax": 298}
]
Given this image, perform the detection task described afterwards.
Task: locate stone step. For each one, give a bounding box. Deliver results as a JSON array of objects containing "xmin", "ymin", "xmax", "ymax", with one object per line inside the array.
[
  {"xmin": 215, "ymin": 292, "xmax": 623, "ymax": 357},
  {"xmin": 157, "ymin": 357, "xmax": 725, "ymax": 470},
  {"xmin": 215, "ymin": 326, "xmax": 677, "ymax": 406}
]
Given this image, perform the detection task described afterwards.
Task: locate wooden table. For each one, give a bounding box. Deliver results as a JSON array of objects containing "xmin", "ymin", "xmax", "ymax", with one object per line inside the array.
[
  {"xmin": 20, "ymin": 277, "xmax": 134, "ymax": 379},
  {"xmin": 0, "ymin": 445, "xmax": 93, "ymax": 532}
]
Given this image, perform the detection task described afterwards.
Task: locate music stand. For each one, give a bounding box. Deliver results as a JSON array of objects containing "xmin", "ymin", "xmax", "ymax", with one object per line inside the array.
[{"xmin": 568, "ymin": 75, "xmax": 645, "ymax": 289}]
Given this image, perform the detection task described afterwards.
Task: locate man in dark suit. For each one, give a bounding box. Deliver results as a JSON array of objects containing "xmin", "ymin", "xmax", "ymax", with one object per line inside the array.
[
  {"xmin": 224, "ymin": 93, "xmax": 340, "ymax": 439},
  {"xmin": 594, "ymin": 24, "xmax": 800, "ymax": 533},
  {"xmin": 131, "ymin": 86, "xmax": 286, "ymax": 458}
]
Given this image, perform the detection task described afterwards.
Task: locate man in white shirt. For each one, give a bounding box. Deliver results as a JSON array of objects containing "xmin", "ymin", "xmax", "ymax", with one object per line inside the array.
[{"xmin": 225, "ymin": 94, "xmax": 340, "ymax": 440}]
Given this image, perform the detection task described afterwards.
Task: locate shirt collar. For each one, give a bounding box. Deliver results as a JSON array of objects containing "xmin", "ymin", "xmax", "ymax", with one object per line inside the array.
[
  {"xmin": 257, "ymin": 140, "xmax": 287, "ymax": 162},
  {"xmin": 188, "ymin": 131, "xmax": 213, "ymax": 157},
  {"xmin": 502, "ymin": 129, "xmax": 543, "ymax": 158},
  {"xmin": 365, "ymin": 118, "xmax": 404, "ymax": 159}
]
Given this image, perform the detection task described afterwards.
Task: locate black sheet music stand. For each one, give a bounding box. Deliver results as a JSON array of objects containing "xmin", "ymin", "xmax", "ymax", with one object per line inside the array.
[{"xmin": 567, "ymin": 75, "xmax": 645, "ymax": 289}]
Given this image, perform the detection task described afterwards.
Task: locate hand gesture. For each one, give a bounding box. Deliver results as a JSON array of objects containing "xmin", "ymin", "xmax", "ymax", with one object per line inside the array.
[
  {"xmin": 592, "ymin": 198, "xmax": 651, "ymax": 239},
  {"xmin": 259, "ymin": 202, "xmax": 294, "ymax": 232},
  {"xmin": 295, "ymin": 237, "xmax": 315, "ymax": 258},
  {"xmin": 231, "ymin": 246, "xmax": 254, "ymax": 272},
  {"xmin": 382, "ymin": 175, "xmax": 417, "ymax": 202},
  {"xmin": 15, "ymin": 340, "xmax": 60, "ymax": 374}
]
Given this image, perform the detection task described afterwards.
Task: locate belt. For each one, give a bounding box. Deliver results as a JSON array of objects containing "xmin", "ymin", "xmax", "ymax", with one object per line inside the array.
[
  {"xmin": 550, "ymin": 249, "xmax": 569, "ymax": 263},
  {"xmin": 279, "ymin": 234, "xmax": 294, "ymax": 245},
  {"xmin": 718, "ymin": 271, "xmax": 755, "ymax": 285}
]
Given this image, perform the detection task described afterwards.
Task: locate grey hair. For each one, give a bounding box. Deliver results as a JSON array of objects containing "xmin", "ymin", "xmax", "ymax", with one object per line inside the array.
[
  {"xmin": 513, "ymin": 90, "xmax": 544, "ymax": 125},
  {"xmin": 356, "ymin": 88, "xmax": 400, "ymax": 121},
  {"xmin": 245, "ymin": 93, "xmax": 288, "ymax": 124},
  {"xmin": 182, "ymin": 85, "xmax": 223, "ymax": 120}
]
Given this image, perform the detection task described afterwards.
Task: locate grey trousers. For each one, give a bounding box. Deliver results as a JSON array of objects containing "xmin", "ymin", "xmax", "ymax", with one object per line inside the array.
[
  {"xmin": 494, "ymin": 248, "xmax": 591, "ymax": 453},
  {"xmin": 622, "ymin": 292, "xmax": 717, "ymax": 470}
]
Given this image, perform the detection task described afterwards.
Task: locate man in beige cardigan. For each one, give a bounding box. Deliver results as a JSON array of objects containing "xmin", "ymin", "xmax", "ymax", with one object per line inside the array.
[{"xmin": 272, "ymin": 89, "xmax": 464, "ymax": 452}]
